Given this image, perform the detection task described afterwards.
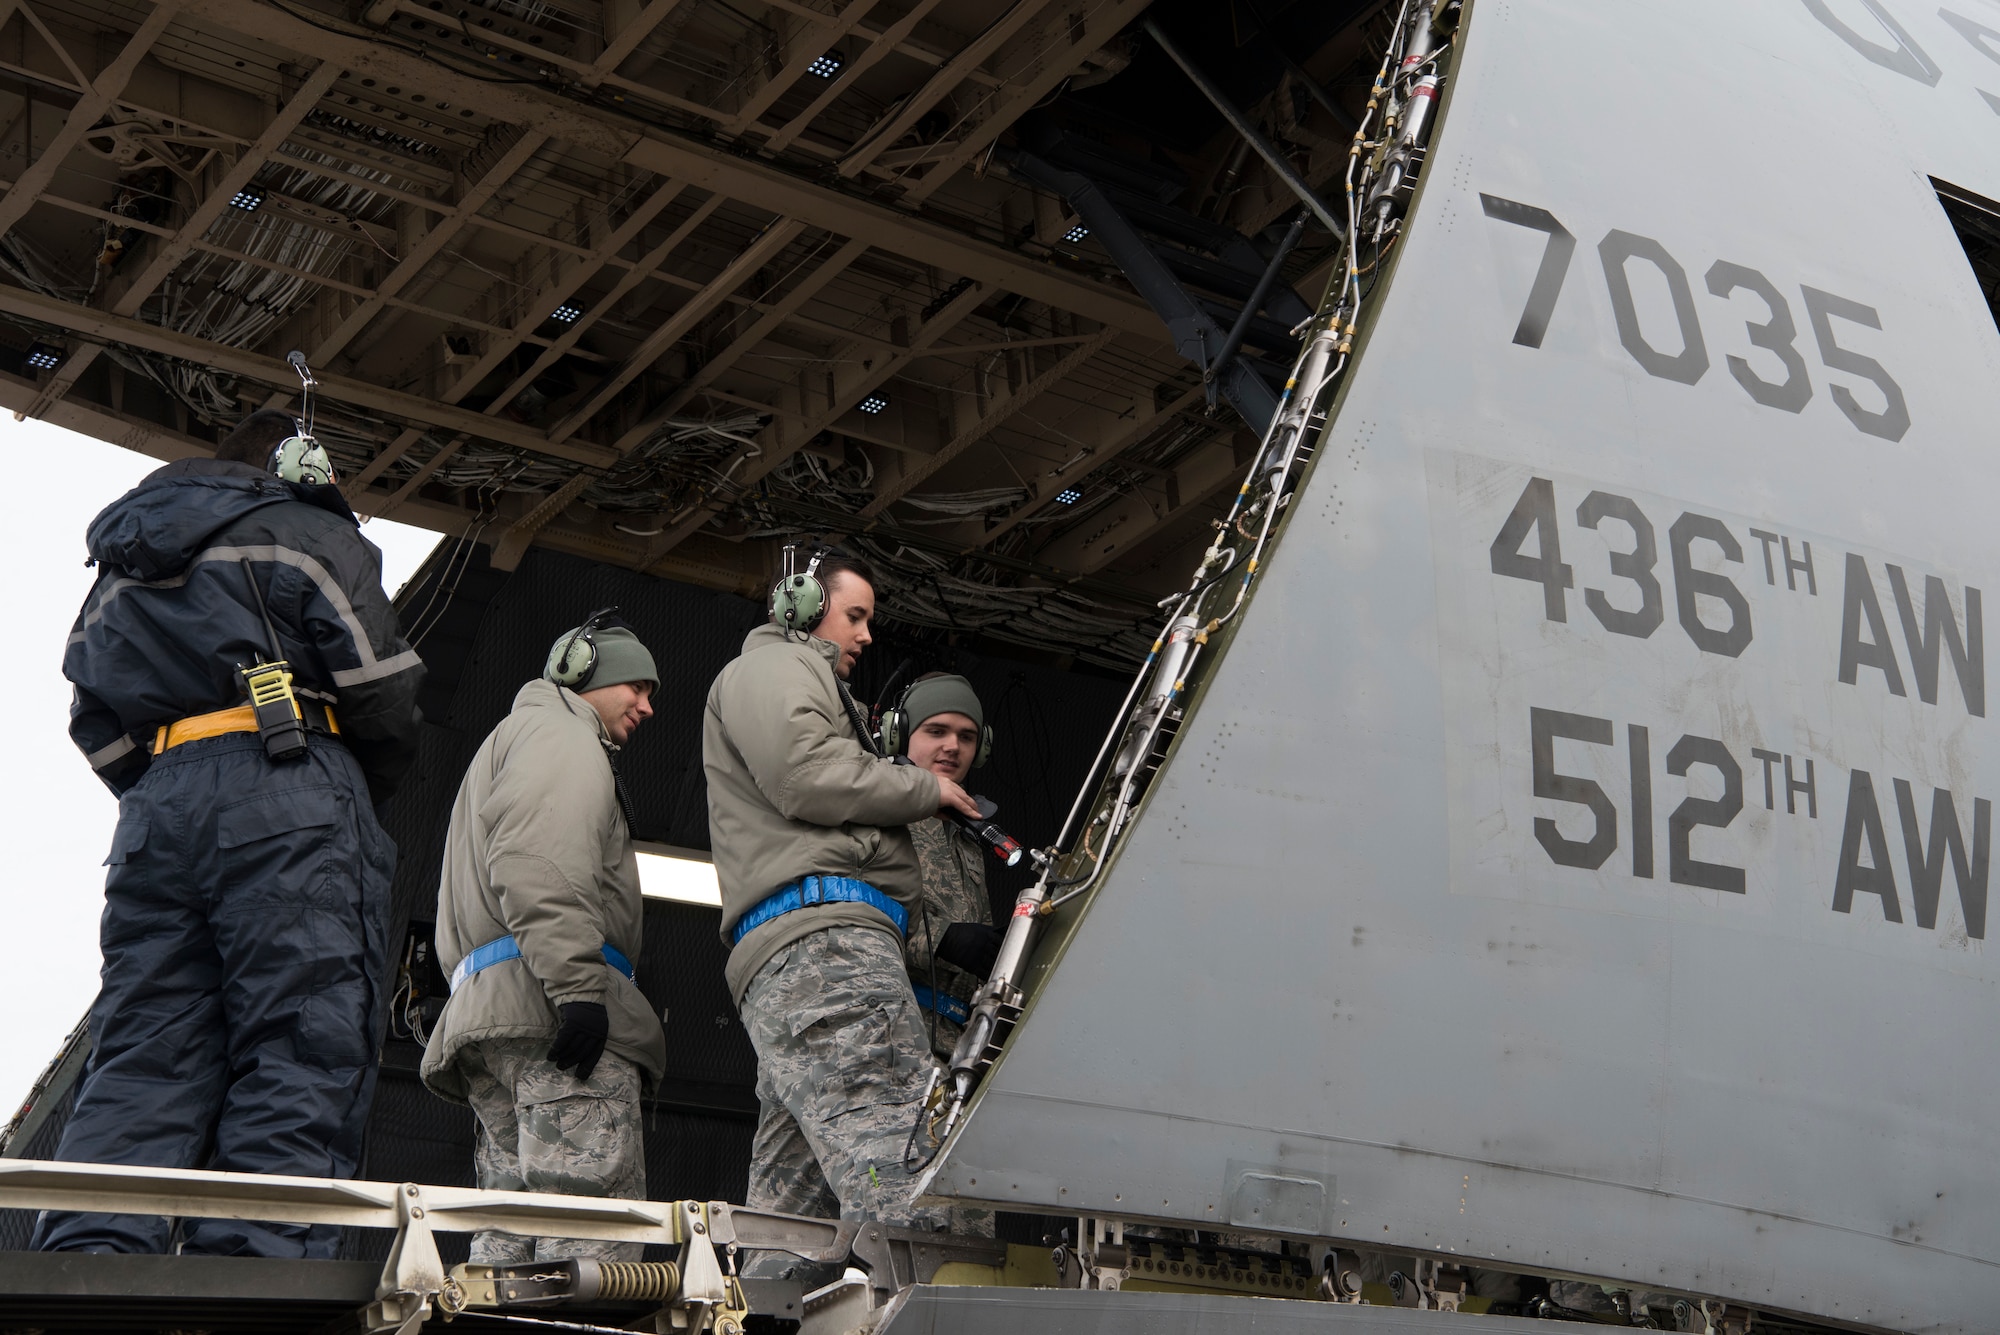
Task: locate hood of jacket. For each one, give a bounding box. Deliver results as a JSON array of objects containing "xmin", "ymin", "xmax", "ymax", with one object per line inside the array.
[
  {"xmin": 510, "ymin": 674, "xmax": 615, "ymax": 746},
  {"xmin": 86, "ymin": 457, "xmax": 357, "ymax": 582},
  {"xmin": 740, "ymin": 620, "xmax": 838, "ymax": 666}
]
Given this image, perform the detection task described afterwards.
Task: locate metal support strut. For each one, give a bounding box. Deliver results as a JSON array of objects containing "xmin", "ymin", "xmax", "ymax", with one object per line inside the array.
[
  {"xmin": 669, "ymin": 1200, "xmax": 749, "ymax": 1335},
  {"xmin": 0, "ymin": 1161, "xmax": 869, "ymax": 1332},
  {"xmin": 367, "ymin": 1183, "xmax": 444, "ymax": 1334},
  {"xmin": 1142, "ymin": 19, "xmax": 1346, "ymax": 239}
]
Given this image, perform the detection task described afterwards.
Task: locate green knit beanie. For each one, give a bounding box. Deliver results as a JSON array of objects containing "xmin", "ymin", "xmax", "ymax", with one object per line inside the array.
[
  {"xmin": 903, "ymin": 673, "xmax": 983, "ymax": 733},
  {"xmin": 587, "ymin": 626, "xmax": 658, "ymax": 692},
  {"xmin": 547, "ymin": 624, "xmax": 659, "ymax": 692}
]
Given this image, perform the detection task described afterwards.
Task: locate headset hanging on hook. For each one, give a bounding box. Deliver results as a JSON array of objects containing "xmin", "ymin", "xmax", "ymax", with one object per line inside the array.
[{"xmin": 270, "ymin": 351, "xmax": 336, "ymax": 487}]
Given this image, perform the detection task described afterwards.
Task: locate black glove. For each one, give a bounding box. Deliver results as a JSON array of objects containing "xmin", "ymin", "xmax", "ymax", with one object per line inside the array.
[
  {"xmin": 548, "ymin": 1001, "xmax": 609, "ymax": 1082},
  {"xmin": 935, "ymin": 923, "xmax": 1005, "ymax": 980}
]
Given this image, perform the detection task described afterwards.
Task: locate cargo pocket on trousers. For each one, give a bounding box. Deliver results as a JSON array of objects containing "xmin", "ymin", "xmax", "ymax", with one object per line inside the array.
[
  {"xmin": 802, "ymin": 1000, "xmax": 924, "ymax": 1119},
  {"xmin": 102, "ymin": 813, "xmax": 150, "ymax": 897},
  {"xmin": 217, "ymin": 786, "xmax": 338, "ymax": 905},
  {"xmin": 297, "ymin": 984, "xmax": 372, "ymax": 1069},
  {"xmin": 514, "ymin": 1057, "xmax": 643, "ymax": 1196},
  {"xmin": 103, "ymin": 815, "xmax": 148, "ymax": 865}
]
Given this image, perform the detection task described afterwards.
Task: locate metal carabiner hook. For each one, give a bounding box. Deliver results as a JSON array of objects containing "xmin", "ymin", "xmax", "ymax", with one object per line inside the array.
[{"xmin": 286, "ymin": 350, "xmax": 318, "ymax": 441}]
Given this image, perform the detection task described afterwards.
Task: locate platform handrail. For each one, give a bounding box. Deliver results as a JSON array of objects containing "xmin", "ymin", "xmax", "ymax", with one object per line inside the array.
[
  {"xmin": 0, "ymin": 1158, "xmax": 685, "ymax": 1242},
  {"xmin": 0, "ymin": 1158, "xmax": 856, "ymax": 1333}
]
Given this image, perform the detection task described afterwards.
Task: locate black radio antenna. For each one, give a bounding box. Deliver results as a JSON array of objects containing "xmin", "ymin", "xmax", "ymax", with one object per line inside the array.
[{"xmin": 240, "ymin": 558, "xmax": 285, "ymax": 664}]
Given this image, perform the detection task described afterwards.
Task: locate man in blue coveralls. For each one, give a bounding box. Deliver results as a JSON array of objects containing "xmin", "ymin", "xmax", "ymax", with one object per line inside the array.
[{"xmin": 34, "ymin": 409, "xmax": 424, "ymax": 1257}]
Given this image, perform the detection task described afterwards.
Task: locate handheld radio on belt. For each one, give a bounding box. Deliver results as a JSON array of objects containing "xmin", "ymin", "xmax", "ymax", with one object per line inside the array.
[{"xmin": 239, "ymin": 557, "xmax": 310, "ymax": 762}]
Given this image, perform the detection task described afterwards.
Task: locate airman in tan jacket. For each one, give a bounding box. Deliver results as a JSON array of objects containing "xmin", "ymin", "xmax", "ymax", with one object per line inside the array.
[
  {"xmin": 423, "ymin": 614, "xmax": 666, "ymax": 1264},
  {"xmin": 703, "ymin": 553, "xmax": 980, "ymax": 1281}
]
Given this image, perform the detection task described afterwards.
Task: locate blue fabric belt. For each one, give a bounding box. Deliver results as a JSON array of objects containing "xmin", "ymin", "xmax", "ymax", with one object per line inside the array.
[
  {"xmin": 731, "ymin": 875, "xmax": 908, "ymax": 946},
  {"xmin": 912, "ymin": 984, "xmax": 969, "ymax": 1025},
  {"xmin": 449, "ymin": 935, "xmax": 635, "ymax": 995}
]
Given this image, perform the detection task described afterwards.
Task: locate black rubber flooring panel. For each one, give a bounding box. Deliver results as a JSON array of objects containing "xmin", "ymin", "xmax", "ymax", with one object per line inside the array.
[{"xmin": 0, "ymin": 1250, "xmax": 376, "ymax": 1332}]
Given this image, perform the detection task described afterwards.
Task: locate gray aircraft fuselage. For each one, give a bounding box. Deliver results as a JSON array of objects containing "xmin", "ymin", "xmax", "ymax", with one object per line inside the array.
[{"xmin": 928, "ymin": 2, "xmax": 2000, "ymax": 1330}]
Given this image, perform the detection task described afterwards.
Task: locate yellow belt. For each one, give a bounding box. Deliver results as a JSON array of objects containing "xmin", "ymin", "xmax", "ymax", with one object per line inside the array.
[{"xmin": 152, "ymin": 702, "xmax": 339, "ymax": 755}]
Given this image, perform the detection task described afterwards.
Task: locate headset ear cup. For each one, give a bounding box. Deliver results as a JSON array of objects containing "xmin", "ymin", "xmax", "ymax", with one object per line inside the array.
[
  {"xmin": 880, "ymin": 708, "xmax": 902, "ymax": 757},
  {"xmin": 976, "ymin": 725, "xmax": 992, "ymax": 769},
  {"xmin": 799, "ymin": 575, "xmax": 824, "ymax": 631},
  {"xmin": 300, "ymin": 442, "xmax": 334, "ymax": 486},
  {"xmin": 773, "ymin": 573, "xmax": 826, "ymax": 633},
  {"xmin": 545, "ymin": 608, "xmax": 612, "ymax": 688},
  {"xmin": 270, "ymin": 436, "xmax": 337, "ymax": 487},
  {"xmin": 545, "ymin": 635, "xmax": 594, "ymax": 687}
]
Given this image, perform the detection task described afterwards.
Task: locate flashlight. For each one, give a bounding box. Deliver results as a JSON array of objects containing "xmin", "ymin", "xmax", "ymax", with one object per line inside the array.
[
  {"xmin": 893, "ymin": 755, "xmax": 1028, "ymax": 866},
  {"xmin": 953, "ymin": 797, "xmax": 1024, "ymax": 867}
]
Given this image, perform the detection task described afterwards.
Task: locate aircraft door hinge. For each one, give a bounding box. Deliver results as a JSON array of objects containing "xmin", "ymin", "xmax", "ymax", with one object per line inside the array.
[{"xmin": 1077, "ymin": 1216, "xmax": 1129, "ymax": 1290}]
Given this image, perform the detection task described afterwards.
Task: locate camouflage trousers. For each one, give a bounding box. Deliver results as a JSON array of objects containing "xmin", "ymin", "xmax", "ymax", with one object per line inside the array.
[
  {"xmin": 740, "ymin": 927, "xmax": 950, "ymax": 1280},
  {"xmin": 460, "ymin": 1037, "xmax": 646, "ymax": 1264}
]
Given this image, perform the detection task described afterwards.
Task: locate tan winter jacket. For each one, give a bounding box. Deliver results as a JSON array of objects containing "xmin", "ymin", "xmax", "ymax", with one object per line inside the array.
[
  {"xmin": 421, "ymin": 678, "xmax": 667, "ymax": 1102},
  {"xmin": 704, "ymin": 623, "xmax": 941, "ymax": 1003}
]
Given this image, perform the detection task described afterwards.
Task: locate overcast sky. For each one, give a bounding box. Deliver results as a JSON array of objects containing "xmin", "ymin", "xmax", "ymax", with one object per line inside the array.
[{"xmin": 0, "ymin": 417, "xmax": 442, "ymax": 1117}]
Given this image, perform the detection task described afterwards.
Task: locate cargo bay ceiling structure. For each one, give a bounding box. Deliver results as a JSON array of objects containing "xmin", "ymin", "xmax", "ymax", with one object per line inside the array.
[{"xmin": 0, "ymin": 0, "xmax": 1384, "ymax": 663}]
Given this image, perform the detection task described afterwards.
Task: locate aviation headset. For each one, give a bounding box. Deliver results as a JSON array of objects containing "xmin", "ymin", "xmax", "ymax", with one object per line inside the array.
[
  {"xmin": 545, "ymin": 606, "xmax": 620, "ymax": 689},
  {"xmin": 770, "ymin": 543, "xmax": 831, "ymax": 636},
  {"xmin": 880, "ymin": 675, "xmax": 993, "ymax": 769},
  {"xmin": 269, "ymin": 351, "xmax": 336, "ymax": 487},
  {"xmin": 773, "ymin": 547, "xmax": 991, "ymax": 766}
]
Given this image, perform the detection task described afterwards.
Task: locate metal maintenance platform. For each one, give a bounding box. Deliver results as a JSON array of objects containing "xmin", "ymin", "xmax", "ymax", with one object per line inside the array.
[
  {"xmin": 0, "ymin": 1159, "xmax": 1616, "ymax": 1335},
  {"xmin": 0, "ymin": 1250, "xmax": 810, "ymax": 1333},
  {"xmin": 0, "ymin": 1251, "xmax": 1608, "ymax": 1335}
]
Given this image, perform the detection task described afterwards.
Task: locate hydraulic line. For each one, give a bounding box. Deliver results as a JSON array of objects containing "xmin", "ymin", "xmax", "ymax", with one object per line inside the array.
[{"xmin": 913, "ymin": 0, "xmax": 1458, "ymax": 1163}]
